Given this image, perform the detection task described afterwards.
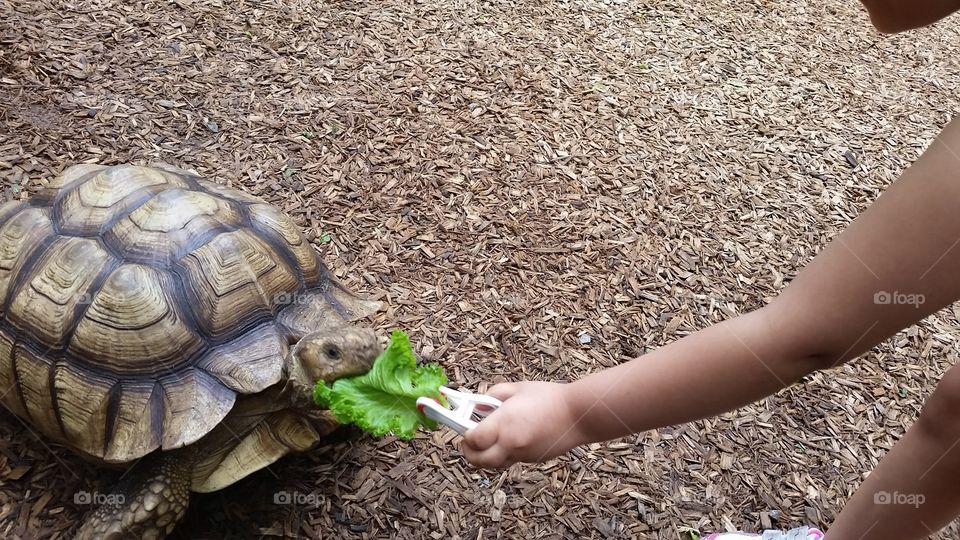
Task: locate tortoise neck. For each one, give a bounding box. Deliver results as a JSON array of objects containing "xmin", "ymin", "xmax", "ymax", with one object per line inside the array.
[{"xmin": 276, "ymin": 376, "xmax": 316, "ymax": 412}]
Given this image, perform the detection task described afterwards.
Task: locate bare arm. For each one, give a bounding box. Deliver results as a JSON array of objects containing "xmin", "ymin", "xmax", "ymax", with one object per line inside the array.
[
  {"xmin": 859, "ymin": 0, "xmax": 960, "ymax": 33},
  {"xmin": 463, "ymin": 118, "xmax": 960, "ymax": 467}
]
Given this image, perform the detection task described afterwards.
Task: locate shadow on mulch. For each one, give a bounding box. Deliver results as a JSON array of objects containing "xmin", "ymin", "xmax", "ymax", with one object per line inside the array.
[{"xmin": 1, "ymin": 409, "xmax": 367, "ymax": 539}]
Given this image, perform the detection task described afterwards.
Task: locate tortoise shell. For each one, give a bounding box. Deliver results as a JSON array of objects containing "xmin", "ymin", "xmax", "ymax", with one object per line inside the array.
[{"xmin": 0, "ymin": 164, "xmax": 378, "ymax": 463}]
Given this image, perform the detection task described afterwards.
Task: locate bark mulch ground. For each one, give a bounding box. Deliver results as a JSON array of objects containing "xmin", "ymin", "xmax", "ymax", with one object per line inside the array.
[{"xmin": 2, "ymin": 0, "xmax": 960, "ymax": 538}]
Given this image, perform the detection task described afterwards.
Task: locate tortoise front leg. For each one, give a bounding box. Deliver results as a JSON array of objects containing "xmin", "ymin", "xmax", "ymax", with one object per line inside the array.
[{"xmin": 74, "ymin": 452, "xmax": 191, "ymax": 540}]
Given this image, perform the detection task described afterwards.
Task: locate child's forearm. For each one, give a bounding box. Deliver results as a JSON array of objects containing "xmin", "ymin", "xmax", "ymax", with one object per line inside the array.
[
  {"xmin": 859, "ymin": 0, "xmax": 960, "ymax": 34},
  {"xmin": 565, "ymin": 306, "xmax": 821, "ymax": 445},
  {"xmin": 567, "ymin": 117, "xmax": 960, "ymax": 447},
  {"xmin": 462, "ymin": 119, "xmax": 960, "ymax": 469}
]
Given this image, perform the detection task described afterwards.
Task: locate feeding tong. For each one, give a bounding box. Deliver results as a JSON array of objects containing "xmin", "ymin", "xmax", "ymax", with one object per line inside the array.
[{"xmin": 417, "ymin": 386, "xmax": 502, "ymax": 435}]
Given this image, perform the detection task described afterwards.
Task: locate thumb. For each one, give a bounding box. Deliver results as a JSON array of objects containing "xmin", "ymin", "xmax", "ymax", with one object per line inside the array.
[
  {"xmin": 463, "ymin": 382, "xmax": 520, "ymax": 450},
  {"xmin": 463, "ymin": 410, "xmax": 500, "ymax": 451}
]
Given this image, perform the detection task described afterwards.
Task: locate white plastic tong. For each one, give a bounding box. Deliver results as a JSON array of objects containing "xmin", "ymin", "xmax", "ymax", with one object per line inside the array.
[{"xmin": 416, "ymin": 386, "xmax": 502, "ymax": 435}]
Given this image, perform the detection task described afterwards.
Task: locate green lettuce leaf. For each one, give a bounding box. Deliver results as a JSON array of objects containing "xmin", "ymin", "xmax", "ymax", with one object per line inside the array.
[{"xmin": 313, "ymin": 330, "xmax": 447, "ymax": 440}]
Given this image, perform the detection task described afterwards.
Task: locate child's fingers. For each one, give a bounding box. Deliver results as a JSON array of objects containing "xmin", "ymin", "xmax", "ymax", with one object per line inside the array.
[{"xmin": 486, "ymin": 382, "xmax": 520, "ymax": 401}]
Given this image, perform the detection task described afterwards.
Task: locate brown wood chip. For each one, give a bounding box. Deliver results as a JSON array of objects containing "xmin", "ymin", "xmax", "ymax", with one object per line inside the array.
[{"xmin": 2, "ymin": 0, "xmax": 960, "ymax": 539}]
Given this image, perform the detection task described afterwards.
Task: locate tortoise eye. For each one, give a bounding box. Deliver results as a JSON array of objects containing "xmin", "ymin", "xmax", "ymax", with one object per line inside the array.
[{"xmin": 325, "ymin": 346, "xmax": 342, "ymax": 360}]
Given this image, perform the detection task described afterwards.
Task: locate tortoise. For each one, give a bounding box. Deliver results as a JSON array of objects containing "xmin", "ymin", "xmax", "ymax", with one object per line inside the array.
[{"xmin": 0, "ymin": 163, "xmax": 384, "ymax": 539}]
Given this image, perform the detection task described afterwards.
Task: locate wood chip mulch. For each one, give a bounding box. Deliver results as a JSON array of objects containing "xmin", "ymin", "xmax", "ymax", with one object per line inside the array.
[{"xmin": 3, "ymin": 0, "xmax": 960, "ymax": 538}]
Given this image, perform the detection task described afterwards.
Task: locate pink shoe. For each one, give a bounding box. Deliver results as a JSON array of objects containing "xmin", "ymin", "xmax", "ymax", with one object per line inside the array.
[{"xmin": 702, "ymin": 527, "xmax": 825, "ymax": 540}]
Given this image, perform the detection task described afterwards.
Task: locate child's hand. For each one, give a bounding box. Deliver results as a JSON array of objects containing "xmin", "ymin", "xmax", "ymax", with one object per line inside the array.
[{"xmin": 461, "ymin": 381, "xmax": 586, "ymax": 468}]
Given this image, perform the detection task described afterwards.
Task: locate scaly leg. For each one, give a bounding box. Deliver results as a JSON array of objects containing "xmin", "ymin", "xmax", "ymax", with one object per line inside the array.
[{"xmin": 74, "ymin": 451, "xmax": 191, "ymax": 540}]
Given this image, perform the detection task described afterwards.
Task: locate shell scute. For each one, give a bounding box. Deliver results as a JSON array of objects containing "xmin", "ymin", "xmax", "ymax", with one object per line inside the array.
[
  {"xmin": 68, "ymin": 264, "xmax": 203, "ymax": 373},
  {"xmin": 198, "ymin": 324, "xmax": 285, "ymax": 393},
  {"xmin": 159, "ymin": 368, "xmax": 235, "ymax": 450},
  {"xmin": 104, "ymin": 381, "xmax": 163, "ymax": 463},
  {"xmin": 0, "ymin": 206, "xmax": 56, "ymax": 306},
  {"xmin": 247, "ymin": 203, "xmax": 322, "ymax": 286},
  {"xmin": 13, "ymin": 344, "xmax": 60, "ymax": 438},
  {"xmin": 53, "ymin": 362, "xmax": 115, "ymax": 457},
  {"xmin": 6, "ymin": 237, "xmax": 114, "ymax": 350},
  {"xmin": 105, "ymin": 189, "xmax": 242, "ymax": 265},
  {"xmin": 179, "ymin": 230, "xmax": 299, "ymax": 340},
  {"xmin": 57, "ymin": 165, "xmax": 190, "ymax": 236},
  {"xmin": 0, "ymin": 331, "xmax": 27, "ymax": 420}
]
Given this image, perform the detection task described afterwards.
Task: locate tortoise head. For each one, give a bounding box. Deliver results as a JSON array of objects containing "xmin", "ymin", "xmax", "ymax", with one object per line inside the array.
[{"xmin": 288, "ymin": 326, "xmax": 380, "ymax": 387}]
